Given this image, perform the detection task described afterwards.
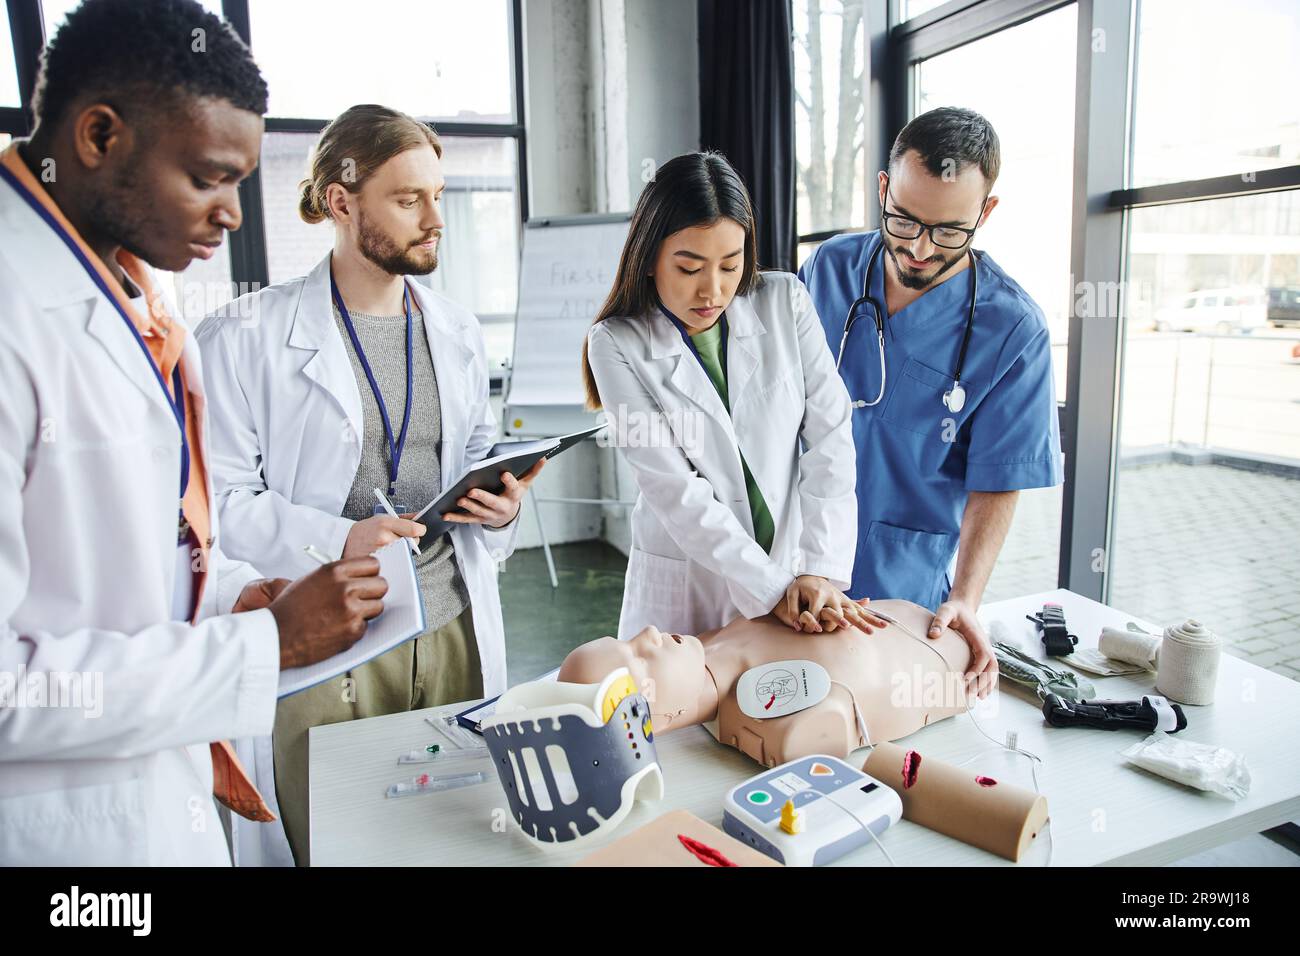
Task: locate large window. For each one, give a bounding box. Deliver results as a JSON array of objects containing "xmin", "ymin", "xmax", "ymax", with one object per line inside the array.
[
  {"xmin": 1123, "ymin": 193, "xmax": 1300, "ymax": 459},
  {"xmin": 1111, "ymin": 0, "xmax": 1300, "ymax": 657},
  {"xmin": 906, "ymin": 5, "xmax": 1078, "ymax": 601},
  {"xmin": 914, "ymin": 3, "xmax": 1077, "ymax": 401},
  {"xmin": 5, "ymin": 0, "xmax": 526, "ymax": 364},
  {"xmin": 1130, "ymin": 0, "xmax": 1300, "ymax": 187},
  {"xmin": 241, "ymin": 0, "xmax": 525, "ymax": 379},
  {"xmin": 795, "ymin": 2, "xmax": 1080, "ymax": 601},
  {"xmin": 248, "ymin": 0, "xmax": 516, "ymax": 123},
  {"xmin": 1112, "ymin": 195, "xmax": 1300, "ymax": 659},
  {"xmin": 794, "ymin": 0, "xmax": 869, "ymax": 239}
]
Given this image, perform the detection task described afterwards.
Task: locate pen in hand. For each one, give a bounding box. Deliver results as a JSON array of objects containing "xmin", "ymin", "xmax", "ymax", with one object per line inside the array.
[
  {"xmin": 303, "ymin": 544, "xmax": 333, "ymax": 566},
  {"xmin": 374, "ymin": 488, "xmax": 422, "ymax": 555}
]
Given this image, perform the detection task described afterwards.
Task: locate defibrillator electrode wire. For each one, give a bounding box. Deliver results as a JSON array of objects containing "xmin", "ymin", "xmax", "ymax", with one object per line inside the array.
[{"xmin": 831, "ymin": 608, "xmax": 1054, "ymax": 866}]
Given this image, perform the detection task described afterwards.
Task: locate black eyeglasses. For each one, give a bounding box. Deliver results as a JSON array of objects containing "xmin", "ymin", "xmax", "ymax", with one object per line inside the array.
[{"xmin": 881, "ymin": 178, "xmax": 985, "ymax": 250}]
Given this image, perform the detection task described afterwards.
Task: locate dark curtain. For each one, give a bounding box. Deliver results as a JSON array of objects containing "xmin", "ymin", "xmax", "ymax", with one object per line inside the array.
[{"xmin": 698, "ymin": 0, "xmax": 797, "ymax": 273}]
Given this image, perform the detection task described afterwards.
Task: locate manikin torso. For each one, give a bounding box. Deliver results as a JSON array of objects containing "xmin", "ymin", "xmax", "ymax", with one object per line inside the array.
[
  {"xmin": 560, "ymin": 600, "xmax": 973, "ymax": 768},
  {"xmin": 700, "ymin": 600, "xmax": 971, "ymax": 766}
]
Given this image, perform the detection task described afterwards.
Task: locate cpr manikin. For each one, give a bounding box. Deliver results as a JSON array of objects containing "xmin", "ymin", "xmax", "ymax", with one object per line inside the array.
[
  {"xmin": 559, "ymin": 600, "xmax": 1050, "ymax": 862},
  {"xmin": 558, "ymin": 599, "xmax": 973, "ymax": 767}
]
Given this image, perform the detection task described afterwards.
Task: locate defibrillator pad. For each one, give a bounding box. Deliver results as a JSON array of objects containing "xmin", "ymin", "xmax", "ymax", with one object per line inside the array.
[{"xmin": 736, "ymin": 660, "xmax": 833, "ymax": 719}]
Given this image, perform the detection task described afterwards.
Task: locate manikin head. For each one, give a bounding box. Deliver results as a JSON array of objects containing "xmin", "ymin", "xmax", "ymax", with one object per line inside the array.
[
  {"xmin": 558, "ymin": 626, "xmax": 717, "ymax": 734},
  {"xmin": 298, "ymin": 104, "xmax": 446, "ymax": 276}
]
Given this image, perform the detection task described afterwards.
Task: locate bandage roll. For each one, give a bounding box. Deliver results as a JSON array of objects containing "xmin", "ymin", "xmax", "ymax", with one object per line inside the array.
[
  {"xmin": 862, "ymin": 742, "xmax": 1048, "ymax": 862},
  {"xmin": 1156, "ymin": 619, "xmax": 1221, "ymax": 706},
  {"xmin": 1099, "ymin": 627, "xmax": 1160, "ymax": 669}
]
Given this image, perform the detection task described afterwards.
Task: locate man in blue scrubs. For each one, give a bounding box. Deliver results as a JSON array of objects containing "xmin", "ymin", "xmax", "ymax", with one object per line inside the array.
[{"xmin": 799, "ymin": 107, "xmax": 1062, "ymax": 697}]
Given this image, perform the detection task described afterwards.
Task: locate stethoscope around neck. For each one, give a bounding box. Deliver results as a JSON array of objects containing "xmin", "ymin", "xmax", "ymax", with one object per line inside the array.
[{"xmin": 835, "ymin": 241, "xmax": 979, "ymax": 413}]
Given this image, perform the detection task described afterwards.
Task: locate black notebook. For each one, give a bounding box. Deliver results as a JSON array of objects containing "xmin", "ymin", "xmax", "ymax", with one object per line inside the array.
[{"xmin": 412, "ymin": 423, "xmax": 607, "ymax": 543}]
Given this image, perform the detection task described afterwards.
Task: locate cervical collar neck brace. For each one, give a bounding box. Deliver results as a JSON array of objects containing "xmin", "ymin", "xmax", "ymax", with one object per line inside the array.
[{"xmin": 482, "ymin": 668, "xmax": 664, "ymax": 847}]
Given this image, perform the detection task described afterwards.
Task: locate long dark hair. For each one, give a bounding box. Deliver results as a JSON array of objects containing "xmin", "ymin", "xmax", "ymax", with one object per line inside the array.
[{"xmin": 581, "ymin": 151, "xmax": 762, "ymax": 410}]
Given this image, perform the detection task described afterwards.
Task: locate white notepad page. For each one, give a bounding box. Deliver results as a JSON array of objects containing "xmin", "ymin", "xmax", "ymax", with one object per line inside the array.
[{"xmin": 277, "ymin": 538, "xmax": 426, "ymax": 698}]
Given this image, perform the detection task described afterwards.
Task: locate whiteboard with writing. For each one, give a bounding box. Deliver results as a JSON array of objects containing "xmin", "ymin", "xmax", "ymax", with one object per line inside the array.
[{"xmin": 504, "ymin": 215, "xmax": 630, "ymax": 436}]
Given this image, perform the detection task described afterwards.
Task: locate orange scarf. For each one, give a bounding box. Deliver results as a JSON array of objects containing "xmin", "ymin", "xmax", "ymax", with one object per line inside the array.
[{"xmin": 1, "ymin": 142, "xmax": 274, "ymax": 826}]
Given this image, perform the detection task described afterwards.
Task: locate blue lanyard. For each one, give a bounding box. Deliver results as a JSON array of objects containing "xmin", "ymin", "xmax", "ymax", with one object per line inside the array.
[
  {"xmin": 659, "ymin": 303, "xmax": 729, "ymax": 387},
  {"xmin": 0, "ymin": 163, "xmax": 190, "ymax": 511},
  {"xmin": 173, "ymin": 367, "xmax": 188, "ymax": 505},
  {"xmin": 330, "ymin": 269, "xmax": 414, "ymax": 496}
]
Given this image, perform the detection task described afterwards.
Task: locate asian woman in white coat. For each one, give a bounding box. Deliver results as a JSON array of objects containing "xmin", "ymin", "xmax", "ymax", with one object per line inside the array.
[{"xmin": 582, "ymin": 152, "xmax": 888, "ymax": 641}]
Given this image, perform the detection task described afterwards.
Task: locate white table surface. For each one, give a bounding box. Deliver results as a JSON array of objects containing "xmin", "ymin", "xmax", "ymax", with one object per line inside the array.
[{"xmin": 309, "ymin": 588, "xmax": 1300, "ymax": 866}]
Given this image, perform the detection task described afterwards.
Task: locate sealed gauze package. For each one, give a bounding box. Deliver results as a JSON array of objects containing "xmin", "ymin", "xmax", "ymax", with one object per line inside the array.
[{"xmin": 1121, "ymin": 731, "xmax": 1251, "ymax": 800}]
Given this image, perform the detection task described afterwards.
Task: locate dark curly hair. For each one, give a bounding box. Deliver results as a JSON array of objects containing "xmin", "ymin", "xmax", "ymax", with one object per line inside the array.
[{"xmin": 32, "ymin": 0, "xmax": 268, "ymax": 129}]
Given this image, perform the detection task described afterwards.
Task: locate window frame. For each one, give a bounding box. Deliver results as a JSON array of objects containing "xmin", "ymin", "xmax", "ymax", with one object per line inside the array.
[
  {"xmin": 791, "ymin": 0, "xmax": 881, "ymax": 244},
  {"xmin": 222, "ymin": 0, "xmax": 529, "ymax": 318},
  {"xmin": 2, "ymin": 0, "xmax": 42, "ymax": 134},
  {"xmin": 3, "ymin": 0, "xmax": 528, "ymax": 390},
  {"xmin": 897, "ymin": 0, "xmax": 1082, "ymax": 594}
]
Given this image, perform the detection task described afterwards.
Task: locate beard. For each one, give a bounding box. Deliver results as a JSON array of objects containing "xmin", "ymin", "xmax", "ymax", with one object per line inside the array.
[
  {"xmin": 357, "ymin": 210, "xmax": 440, "ymax": 276},
  {"xmin": 85, "ymin": 159, "xmax": 166, "ymax": 269},
  {"xmin": 881, "ymin": 226, "xmax": 968, "ymax": 291}
]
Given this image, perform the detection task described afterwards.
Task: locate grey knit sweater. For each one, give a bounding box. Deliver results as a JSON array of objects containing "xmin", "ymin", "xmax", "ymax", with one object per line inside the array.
[{"xmin": 333, "ymin": 303, "xmax": 471, "ymax": 630}]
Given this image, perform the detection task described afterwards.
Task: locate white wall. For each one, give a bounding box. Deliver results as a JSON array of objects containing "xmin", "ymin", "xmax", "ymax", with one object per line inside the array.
[
  {"xmin": 522, "ymin": 0, "xmax": 593, "ymax": 218},
  {"xmin": 589, "ymin": 0, "xmax": 630, "ymax": 212},
  {"xmin": 519, "ymin": 0, "xmax": 699, "ymax": 552},
  {"xmin": 624, "ymin": 0, "xmax": 699, "ymax": 205},
  {"xmin": 525, "ymin": 0, "xmax": 700, "ymax": 218}
]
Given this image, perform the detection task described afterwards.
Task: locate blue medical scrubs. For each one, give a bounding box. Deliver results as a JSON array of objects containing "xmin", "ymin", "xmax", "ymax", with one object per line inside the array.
[{"xmin": 798, "ymin": 231, "xmax": 1062, "ymax": 609}]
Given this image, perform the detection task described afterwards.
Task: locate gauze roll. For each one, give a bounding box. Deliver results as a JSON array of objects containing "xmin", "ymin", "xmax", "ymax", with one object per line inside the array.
[
  {"xmin": 1099, "ymin": 627, "xmax": 1160, "ymax": 669},
  {"xmin": 1156, "ymin": 620, "xmax": 1221, "ymax": 705}
]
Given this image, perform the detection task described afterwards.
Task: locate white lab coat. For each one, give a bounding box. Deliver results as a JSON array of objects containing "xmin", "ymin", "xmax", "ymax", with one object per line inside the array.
[
  {"xmin": 0, "ymin": 175, "xmax": 280, "ymax": 865},
  {"xmin": 196, "ymin": 254, "xmax": 519, "ymax": 865},
  {"xmin": 587, "ymin": 271, "xmax": 858, "ymax": 640}
]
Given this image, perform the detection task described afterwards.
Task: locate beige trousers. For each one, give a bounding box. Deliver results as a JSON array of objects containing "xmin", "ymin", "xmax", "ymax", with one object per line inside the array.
[{"xmin": 272, "ymin": 605, "xmax": 483, "ymax": 865}]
